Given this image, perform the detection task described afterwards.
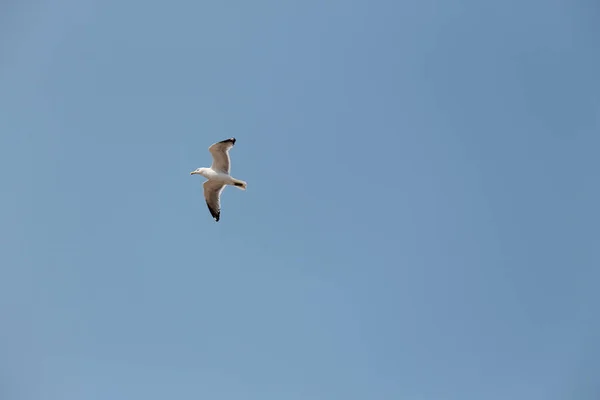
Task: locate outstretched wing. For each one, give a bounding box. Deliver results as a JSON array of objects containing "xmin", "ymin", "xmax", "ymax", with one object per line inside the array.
[
  {"xmin": 203, "ymin": 180, "xmax": 226, "ymax": 222},
  {"xmin": 208, "ymin": 137, "xmax": 236, "ymax": 174}
]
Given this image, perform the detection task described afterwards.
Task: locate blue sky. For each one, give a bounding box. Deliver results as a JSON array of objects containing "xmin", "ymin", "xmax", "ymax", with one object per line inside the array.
[{"xmin": 1, "ymin": 0, "xmax": 599, "ymax": 399}]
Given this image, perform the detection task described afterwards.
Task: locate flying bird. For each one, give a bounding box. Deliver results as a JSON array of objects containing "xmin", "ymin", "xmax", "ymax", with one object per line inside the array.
[{"xmin": 190, "ymin": 138, "xmax": 247, "ymax": 222}]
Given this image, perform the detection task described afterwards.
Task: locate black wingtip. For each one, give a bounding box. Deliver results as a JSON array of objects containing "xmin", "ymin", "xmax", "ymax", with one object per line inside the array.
[
  {"xmin": 218, "ymin": 137, "xmax": 236, "ymax": 146},
  {"xmin": 206, "ymin": 201, "xmax": 220, "ymax": 222}
]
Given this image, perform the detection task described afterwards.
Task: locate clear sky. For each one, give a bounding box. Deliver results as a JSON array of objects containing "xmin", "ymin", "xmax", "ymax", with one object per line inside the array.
[{"xmin": 1, "ymin": 0, "xmax": 599, "ymax": 399}]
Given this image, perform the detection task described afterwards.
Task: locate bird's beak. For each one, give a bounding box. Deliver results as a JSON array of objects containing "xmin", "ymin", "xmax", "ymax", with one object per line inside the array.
[{"xmin": 190, "ymin": 171, "xmax": 196, "ymax": 175}]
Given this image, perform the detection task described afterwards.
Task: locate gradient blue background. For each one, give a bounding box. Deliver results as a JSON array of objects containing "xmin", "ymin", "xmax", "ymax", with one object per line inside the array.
[{"xmin": 1, "ymin": 0, "xmax": 599, "ymax": 399}]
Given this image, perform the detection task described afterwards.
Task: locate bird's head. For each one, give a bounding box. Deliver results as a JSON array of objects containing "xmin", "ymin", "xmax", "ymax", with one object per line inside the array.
[{"xmin": 190, "ymin": 168, "xmax": 205, "ymax": 176}]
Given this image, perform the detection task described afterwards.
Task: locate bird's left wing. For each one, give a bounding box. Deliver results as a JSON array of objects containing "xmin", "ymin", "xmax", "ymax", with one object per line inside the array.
[{"xmin": 208, "ymin": 137, "xmax": 236, "ymax": 174}]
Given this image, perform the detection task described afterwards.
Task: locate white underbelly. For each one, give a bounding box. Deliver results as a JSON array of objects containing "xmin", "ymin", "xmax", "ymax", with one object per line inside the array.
[{"xmin": 206, "ymin": 169, "xmax": 233, "ymax": 183}]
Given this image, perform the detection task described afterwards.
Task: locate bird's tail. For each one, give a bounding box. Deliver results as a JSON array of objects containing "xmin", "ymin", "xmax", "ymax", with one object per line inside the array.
[{"xmin": 232, "ymin": 179, "xmax": 247, "ymax": 190}]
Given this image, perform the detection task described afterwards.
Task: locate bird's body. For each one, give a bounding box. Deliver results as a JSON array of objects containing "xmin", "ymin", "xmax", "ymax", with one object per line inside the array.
[
  {"xmin": 190, "ymin": 138, "xmax": 246, "ymax": 222},
  {"xmin": 194, "ymin": 167, "xmax": 241, "ymax": 185}
]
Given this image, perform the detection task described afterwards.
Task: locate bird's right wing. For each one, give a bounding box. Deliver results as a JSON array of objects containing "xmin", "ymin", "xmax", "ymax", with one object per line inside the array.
[{"xmin": 203, "ymin": 180, "xmax": 225, "ymax": 222}]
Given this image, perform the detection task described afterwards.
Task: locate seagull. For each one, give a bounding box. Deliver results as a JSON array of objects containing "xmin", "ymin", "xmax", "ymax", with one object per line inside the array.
[{"xmin": 190, "ymin": 138, "xmax": 247, "ymax": 222}]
